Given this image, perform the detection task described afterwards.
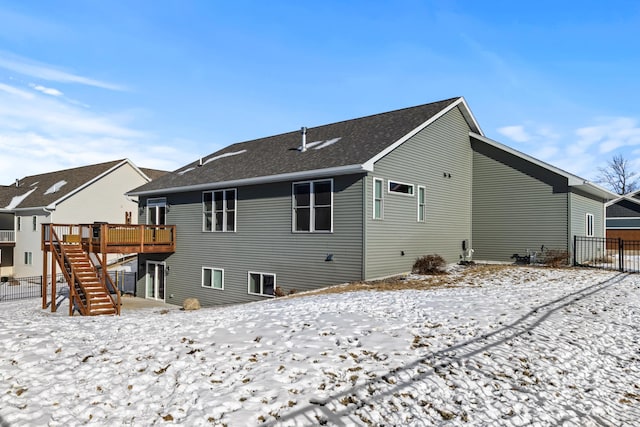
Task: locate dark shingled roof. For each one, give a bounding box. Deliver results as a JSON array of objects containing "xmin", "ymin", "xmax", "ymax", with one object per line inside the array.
[
  {"xmin": 131, "ymin": 97, "xmax": 467, "ymax": 195},
  {"xmin": 0, "ymin": 159, "xmax": 163, "ymax": 210}
]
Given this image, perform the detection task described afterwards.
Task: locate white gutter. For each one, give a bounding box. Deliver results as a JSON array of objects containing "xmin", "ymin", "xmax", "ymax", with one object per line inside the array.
[{"xmin": 128, "ymin": 163, "xmax": 372, "ymax": 196}]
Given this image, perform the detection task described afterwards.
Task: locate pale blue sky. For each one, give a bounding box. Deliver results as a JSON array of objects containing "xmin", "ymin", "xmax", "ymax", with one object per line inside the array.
[{"xmin": 0, "ymin": 1, "xmax": 639, "ymax": 186}]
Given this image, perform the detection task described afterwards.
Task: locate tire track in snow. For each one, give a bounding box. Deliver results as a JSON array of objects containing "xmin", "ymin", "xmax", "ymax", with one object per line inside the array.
[{"xmin": 264, "ymin": 272, "xmax": 636, "ymax": 426}]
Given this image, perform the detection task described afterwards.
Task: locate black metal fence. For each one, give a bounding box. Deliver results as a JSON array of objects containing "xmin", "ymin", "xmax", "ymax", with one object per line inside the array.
[
  {"xmin": 574, "ymin": 235, "xmax": 640, "ymax": 272},
  {"xmin": 0, "ymin": 271, "xmax": 137, "ymax": 303}
]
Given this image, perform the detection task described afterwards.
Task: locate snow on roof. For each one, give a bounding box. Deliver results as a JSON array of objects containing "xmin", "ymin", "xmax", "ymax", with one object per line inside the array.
[
  {"xmin": 299, "ymin": 137, "xmax": 342, "ymax": 151},
  {"xmin": 44, "ymin": 180, "xmax": 67, "ymax": 195},
  {"xmin": 177, "ymin": 167, "xmax": 196, "ymax": 176},
  {"xmin": 4, "ymin": 188, "xmax": 36, "ymax": 209},
  {"xmin": 203, "ymin": 150, "xmax": 247, "ymax": 165}
]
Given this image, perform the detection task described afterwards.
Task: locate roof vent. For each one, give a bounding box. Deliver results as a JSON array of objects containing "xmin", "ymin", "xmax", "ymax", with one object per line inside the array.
[
  {"xmin": 15, "ymin": 179, "xmax": 19, "ymax": 187},
  {"xmin": 198, "ymin": 157, "xmax": 203, "ymax": 167},
  {"xmin": 300, "ymin": 126, "xmax": 307, "ymax": 152}
]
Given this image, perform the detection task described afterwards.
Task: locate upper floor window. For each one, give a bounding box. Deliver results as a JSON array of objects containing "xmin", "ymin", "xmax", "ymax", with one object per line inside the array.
[
  {"xmin": 16, "ymin": 216, "xmax": 21, "ymax": 232},
  {"xmin": 417, "ymin": 186, "xmax": 426, "ymax": 222},
  {"xmin": 203, "ymin": 189, "xmax": 236, "ymax": 232},
  {"xmin": 147, "ymin": 198, "xmax": 167, "ymax": 225},
  {"xmin": 293, "ymin": 179, "xmax": 332, "ymax": 232},
  {"xmin": 373, "ymin": 178, "xmax": 384, "ymax": 219},
  {"xmin": 388, "ymin": 180, "xmax": 414, "ymax": 196},
  {"xmin": 586, "ymin": 213, "xmax": 594, "ymax": 237},
  {"xmin": 32, "ymin": 216, "xmax": 37, "ymax": 232}
]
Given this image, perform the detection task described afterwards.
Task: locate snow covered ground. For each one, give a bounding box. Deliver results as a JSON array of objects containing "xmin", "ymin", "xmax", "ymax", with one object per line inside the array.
[{"xmin": 1, "ymin": 266, "xmax": 639, "ymax": 426}]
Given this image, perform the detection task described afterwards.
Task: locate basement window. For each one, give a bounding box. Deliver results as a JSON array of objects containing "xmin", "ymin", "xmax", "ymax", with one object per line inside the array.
[
  {"xmin": 248, "ymin": 272, "xmax": 276, "ymax": 297},
  {"xmin": 202, "ymin": 267, "xmax": 224, "ymax": 290},
  {"xmin": 388, "ymin": 180, "xmax": 414, "ymax": 196}
]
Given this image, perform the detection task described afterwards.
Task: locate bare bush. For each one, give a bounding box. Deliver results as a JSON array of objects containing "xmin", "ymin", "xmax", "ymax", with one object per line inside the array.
[
  {"xmin": 412, "ymin": 254, "xmax": 447, "ymax": 275},
  {"xmin": 543, "ymin": 249, "xmax": 570, "ymax": 267}
]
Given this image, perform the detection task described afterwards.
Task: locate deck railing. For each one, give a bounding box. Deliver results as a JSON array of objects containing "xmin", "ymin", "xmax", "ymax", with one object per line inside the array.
[
  {"xmin": 42, "ymin": 223, "xmax": 176, "ymax": 254},
  {"xmin": 0, "ymin": 230, "xmax": 15, "ymax": 243}
]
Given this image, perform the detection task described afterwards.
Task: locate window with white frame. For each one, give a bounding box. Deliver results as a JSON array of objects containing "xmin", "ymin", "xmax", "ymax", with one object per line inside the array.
[
  {"xmin": 24, "ymin": 251, "xmax": 32, "ymax": 265},
  {"xmin": 388, "ymin": 180, "xmax": 414, "ymax": 195},
  {"xmin": 373, "ymin": 178, "xmax": 384, "ymax": 219},
  {"xmin": 586, "ymin": 213, "xmax": 594, "ymax": 237},
  {"xmin": 32, "ymin": 216, "xmax": 37, "ymax": 232},
  {"xmin": 293, "ymin": 179, "xmax": 332, "ymax": 232},
  {"xmin": 417, "ymin": 186, "xmax": 426, "ymax": 222},
  {"xmin": 203, "ymin": 189, "xmax": 236, "ymax": 232},
  {"xmin": 202, "ymin": 267, "xmax": 224, "ymax": 290},
  {"xmin": 16, "ymin": 217, "xmax": 21, "ymax": 232},
  {"xmin": 248, "ymin": 272, "xmax": 276, "ymax": 296}
]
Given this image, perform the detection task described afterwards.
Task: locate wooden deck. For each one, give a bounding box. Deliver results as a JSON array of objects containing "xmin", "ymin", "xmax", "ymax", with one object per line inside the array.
[{"xmin": 42, "ymin": 223, "xmax": 176, "ymax": 254}]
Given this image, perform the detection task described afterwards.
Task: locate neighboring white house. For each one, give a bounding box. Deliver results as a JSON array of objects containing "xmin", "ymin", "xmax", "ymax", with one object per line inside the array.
[{"xmin": 0, "ymin": 159, "xmax": 166, "ymax": 278}]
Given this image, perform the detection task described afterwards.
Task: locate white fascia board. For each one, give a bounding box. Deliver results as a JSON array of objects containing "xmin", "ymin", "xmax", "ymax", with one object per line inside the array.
[
  {"xmin": 470, "ymin": 132, "xmax": 617, "ymax": 200},
  {"xmin": 128, "ymin": 163, "xmax": 371, "ymax": 197},
  {"xmin": 605, "ymin": 194, "xmax": 640, "ymax": 207},
  {"xmin": 607, "ymin": 217, "xmax": 640, "ymax": 221},
  {"xmin": 363, "ymin": 97, "xmax": 482, "ymax": 170}
]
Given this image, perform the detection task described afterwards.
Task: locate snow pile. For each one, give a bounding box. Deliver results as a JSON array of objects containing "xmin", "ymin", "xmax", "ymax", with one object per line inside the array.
[{"xmin": 1, "ymin": 266, "xmax": 639, "ymax": 426}]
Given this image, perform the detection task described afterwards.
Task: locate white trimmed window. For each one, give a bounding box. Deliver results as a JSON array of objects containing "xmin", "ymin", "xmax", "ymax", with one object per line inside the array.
[
  {"xmin": 16, "ymin": 217, "xmax": 21, "ymax": 232},
  {"xmin": 388, "ymin": 180, "xmax": 414, "ymax": 196},
  {"xmin": 586, "ymin": 213, "xmax": 594, "ymax": 237},
  {"xmin": 202, "ymin": 267, "xmax": 224, "ymax": 290},
  {"xmin": 32, "ymin": 216, "xmax": 37, "ymax": 232},
  {"xmin": 248, "ymin": 272, "xmax": 276, "ymax": 297},
  {"xmin": 293, "ymin": 179, "xmax": 333, "ymax": 232},
  {"xmin": 417, "ymin": 186, "xmax": 426, "ymax": 222},
  {"xmin": 203, "ymin": 189, "xmax": 236, "ymax": 232},
  {"xmin": 24, "ymin": 251, "xmax": 32, "ymax": 265},
  {"xmin": 373, "ymin": 178, "xmax": 384, "ymax": 219}
]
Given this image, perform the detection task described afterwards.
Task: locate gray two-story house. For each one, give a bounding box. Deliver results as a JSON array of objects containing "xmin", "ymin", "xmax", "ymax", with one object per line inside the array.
[{"xmin": 129, "ymin": 97, "xmax": 614, "ymax": 306}]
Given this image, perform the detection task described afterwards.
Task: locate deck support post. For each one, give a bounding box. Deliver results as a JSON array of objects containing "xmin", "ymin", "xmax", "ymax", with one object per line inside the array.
[{"xmin": 42, "ymin": 240, "xmax": 48, "ymax": 309}]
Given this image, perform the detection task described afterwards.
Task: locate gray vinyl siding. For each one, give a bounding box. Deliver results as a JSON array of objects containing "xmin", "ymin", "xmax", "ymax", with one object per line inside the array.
[
  {"xmin": 471, "ymin": 140, "xmax": 569, "ymax": 261},
  {"xmin": 138, "ymin": 174, "xmax": 364, "ymax": 306},
  {"xmin": 607, "ymin": 199, "xmax": 640, "ymax": 217},
  {"xmin": 570, "ymin": 191, "xmax": 605, "ymax": 239},
  {"xmin": 365, "ymin": 106, "xmax": 473, "ymax": 278}
]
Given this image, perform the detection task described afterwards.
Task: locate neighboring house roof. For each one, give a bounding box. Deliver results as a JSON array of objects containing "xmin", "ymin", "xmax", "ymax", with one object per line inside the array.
[
  {"xmin": 0, "ymin": 159, "xmax": 154, "ymax": 211},
  {"xmin": 139, "ymin": 168, "xmax": 169, "ymax": 181},
  {"xmin": 469, "ymin": 133, "xmax": 617, "ymax": 201},
  {"xmin": 605, "ymin": 189, "xmax": 640, "ymax": 207},
  {"xmin": 130, "ymin": 97, "xmax": 482, "ymax": 196}
]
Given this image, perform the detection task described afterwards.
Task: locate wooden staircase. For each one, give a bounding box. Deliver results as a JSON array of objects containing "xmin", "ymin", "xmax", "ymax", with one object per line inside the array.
[{"xmin": 60, "ymin": 244, "xmax": 118, "ymax": 315}]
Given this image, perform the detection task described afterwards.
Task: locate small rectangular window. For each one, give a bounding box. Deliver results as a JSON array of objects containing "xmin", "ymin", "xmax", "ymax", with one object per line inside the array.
[
  {"xmin": 248, "ymin": 272, "xmax": 276, "ymax": 297},
  {"xmin": 16, "ymin": 217, "xmax": 21, "ymax": 232},
  {"xmin": 417, "ymin": 186, "xmax": 426, "ymax": 222},
  {"xmin": 388, "ymin": 180, "xmax": 414, "ymax": 195},
  {"xmin": 24, "ymin": 251, "xmax": 32, "ymax": 265},
  {"xmin": 203, "ymin": 189, "xmax": 236, "ymax": 232},
  {"xmin": 32, "ymin": 216, "xmax": 37, "ymax": 232},
  {"xmin": 373, "ymin": 178, "xmax": 383, "ymax": 219},
  {"xmin": 202, "ymin": 267, "xmax": 224, "ymax": 290},
  {"xmin": 586, "ymin": 213, "xmax": 594, "ymax": 237}
]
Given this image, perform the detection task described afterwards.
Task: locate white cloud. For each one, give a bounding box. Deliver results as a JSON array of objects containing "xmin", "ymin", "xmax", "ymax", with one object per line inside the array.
[
  {"xmin": 0, "ymin": 50, "xmax": 125, "ymax": 91},
  {"xmin": 497, "ymin": 125, "xmax": 531, "ymax": 143},
  {"xmin": 29, "ymin": 83, "xmax": 63, "ymax": 97},
  {"xmin": 0, "ymin": 81, "xmax": 195, "ymax": 183},
  {"xmin": 574, "ymin": 117, "xmax": 640, "ymax": 154}
]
